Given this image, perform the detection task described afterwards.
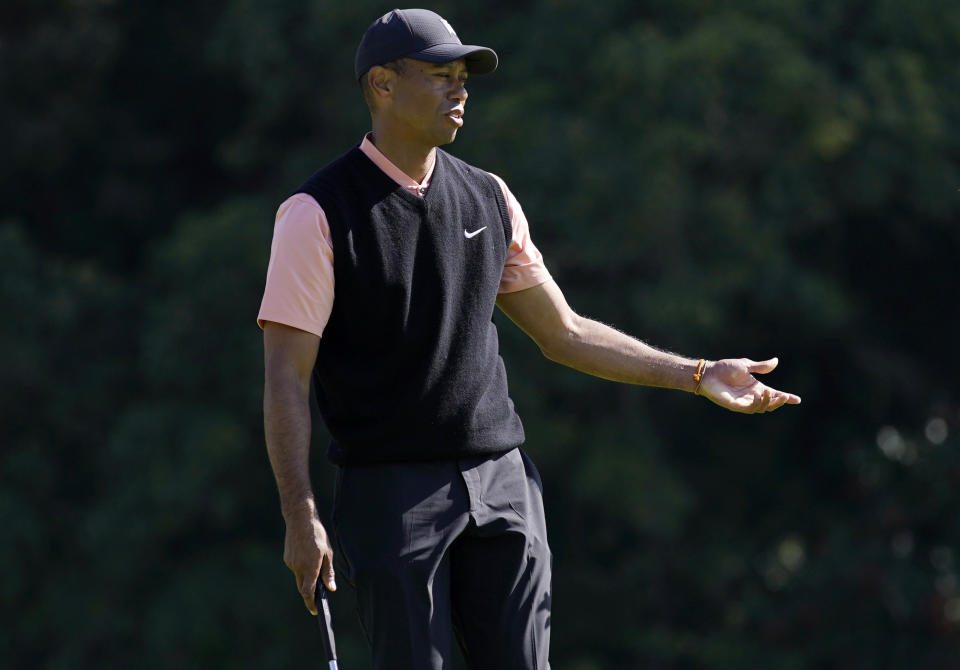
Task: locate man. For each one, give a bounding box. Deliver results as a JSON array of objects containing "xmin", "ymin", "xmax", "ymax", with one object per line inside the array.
[{"xmin": 258, "ymin": 8, "xmax": 801, "ymax": 669}]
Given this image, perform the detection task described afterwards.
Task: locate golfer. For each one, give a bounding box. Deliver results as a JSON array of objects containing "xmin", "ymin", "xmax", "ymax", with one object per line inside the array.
[{"xmin": 258, "ymin": 9, "xmax": 800, "ymax": 669}]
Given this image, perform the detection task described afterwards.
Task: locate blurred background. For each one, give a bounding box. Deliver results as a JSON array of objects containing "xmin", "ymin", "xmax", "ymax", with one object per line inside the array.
[{"xmin": 2, "ymin": 0, "xmax": 959, "ymax": 668}]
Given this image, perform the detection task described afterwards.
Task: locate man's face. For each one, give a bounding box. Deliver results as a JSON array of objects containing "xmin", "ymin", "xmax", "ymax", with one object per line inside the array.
[{"xmin": 386, "ymin": 58, "xmax": 469, "ymax": 147}]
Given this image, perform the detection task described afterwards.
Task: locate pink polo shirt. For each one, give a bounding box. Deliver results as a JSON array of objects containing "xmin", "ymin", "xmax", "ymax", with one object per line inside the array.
[{"xmin": 257, "ymin": 134, "xmax": 551, "ymax": 337}]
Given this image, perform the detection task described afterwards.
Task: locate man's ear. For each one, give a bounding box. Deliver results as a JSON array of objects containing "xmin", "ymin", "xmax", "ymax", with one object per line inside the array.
[{"xmin": 368, "ymin": 66, "xmax": 396, "ymax": 104}]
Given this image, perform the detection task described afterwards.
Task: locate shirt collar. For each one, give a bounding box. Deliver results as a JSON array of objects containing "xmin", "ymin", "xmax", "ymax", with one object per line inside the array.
[{"xmin": 359, "ymin": 132, "xmax": 435, "ymax": 197}]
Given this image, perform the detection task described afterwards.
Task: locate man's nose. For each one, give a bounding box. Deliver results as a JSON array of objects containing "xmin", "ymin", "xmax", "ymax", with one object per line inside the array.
[{"xmin": 450, "ymin": 81, "xmax": 468, "ymax": 103}]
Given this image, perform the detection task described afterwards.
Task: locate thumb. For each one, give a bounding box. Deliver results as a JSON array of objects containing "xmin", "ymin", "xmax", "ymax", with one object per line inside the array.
[
  {"xmin": 746, "ymin": 357, "xmax": 778, "ymax": 375},
  {"xmin": 321, "ymin": 553, "xmax": 337, "ymax": 592}
]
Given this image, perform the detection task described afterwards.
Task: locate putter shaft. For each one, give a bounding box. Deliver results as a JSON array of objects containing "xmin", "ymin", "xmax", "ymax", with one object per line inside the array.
[{"xmin": 315, "ymin": 581, "xmax": 339, "ymax": 668}]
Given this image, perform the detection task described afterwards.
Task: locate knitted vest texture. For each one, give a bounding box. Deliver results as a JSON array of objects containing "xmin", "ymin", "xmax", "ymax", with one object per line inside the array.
[{"xmin": 296, "ymin": 147, "xmax": 525, "ymax": 464}]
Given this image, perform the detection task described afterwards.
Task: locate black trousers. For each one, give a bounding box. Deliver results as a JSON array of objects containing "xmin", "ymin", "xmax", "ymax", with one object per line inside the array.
[{"xmin": 332, "ymin": 447, "xmax": 552, "ymax": 670}]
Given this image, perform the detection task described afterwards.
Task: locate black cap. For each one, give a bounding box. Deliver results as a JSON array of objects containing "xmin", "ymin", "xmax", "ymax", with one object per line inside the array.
[{"xmin": 355, "ymin": 9, "xmax": 498, "ymax": 80}]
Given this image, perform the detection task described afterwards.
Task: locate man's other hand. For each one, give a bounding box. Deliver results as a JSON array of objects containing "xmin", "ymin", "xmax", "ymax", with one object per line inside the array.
[
  {"xmin": 699, "ymin": 357, "xmax": 802, "ymax": 413},
  {"xmin": 283, "ymin": 506, "xmax": 337, "ymax": 615}
]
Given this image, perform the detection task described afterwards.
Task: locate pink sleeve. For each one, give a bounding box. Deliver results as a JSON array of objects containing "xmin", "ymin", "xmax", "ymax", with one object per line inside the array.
[
  {"xmin": 489, "ymin": 173, "xmax": 552, "ymax": 294},
  {"xmin": 257, "ymin": 193, "xmax": 335, "ymax": 337}
]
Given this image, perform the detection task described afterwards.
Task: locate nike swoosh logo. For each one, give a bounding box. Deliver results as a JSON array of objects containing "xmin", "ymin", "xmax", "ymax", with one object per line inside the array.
[{"xmin": 464, "ymin": 227, "xmax": 487, "ymax": 239}]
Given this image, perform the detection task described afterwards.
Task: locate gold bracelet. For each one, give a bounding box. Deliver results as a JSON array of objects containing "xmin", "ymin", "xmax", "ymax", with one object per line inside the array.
[{"xmin": 693, "ymin": 359, "xmax": 706, "ymax": 395}]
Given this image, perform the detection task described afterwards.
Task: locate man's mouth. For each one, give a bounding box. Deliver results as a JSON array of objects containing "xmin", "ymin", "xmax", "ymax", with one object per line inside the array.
[{"xmin": 445, "ymin": 108, "xmax": 465, "ymax": 127}]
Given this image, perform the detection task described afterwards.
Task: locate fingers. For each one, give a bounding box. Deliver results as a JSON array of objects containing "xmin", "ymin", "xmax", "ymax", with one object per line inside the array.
[
  {"xmin": 712, "ymin": 383, "xmax": 801, "ymax": 414},
  {"xmin": 758, "ymin": 387, "xmax": 802, "ymax": 413},
  {"xmin": 300, "ymin": 568, "xmax": 321, "ymax": 616},
  {"xmin": 295, "ymin": 548, "xmax": 336, "ymax": 614},
  {"xmin": 320, "ymin": 551, "xmax": 337, "ymax": 592},
  {"xmin": 746, "ymin": 357, "xmax": 779, "ymax": 375},
  {"xmin": 758, "ymin": 388, "xmax": 772, "ymax": 413}
]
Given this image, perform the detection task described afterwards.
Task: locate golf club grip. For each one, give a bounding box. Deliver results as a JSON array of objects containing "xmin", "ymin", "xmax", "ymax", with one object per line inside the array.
[{"xmin": 315, "ymin": 581, "xmax": 339, "ymax": 667}]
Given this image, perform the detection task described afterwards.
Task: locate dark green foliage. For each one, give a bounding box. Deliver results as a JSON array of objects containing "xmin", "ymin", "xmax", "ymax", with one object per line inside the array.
[{"xmin": 2, "ymin": 0, "xmax": 959, "ymax": 667}]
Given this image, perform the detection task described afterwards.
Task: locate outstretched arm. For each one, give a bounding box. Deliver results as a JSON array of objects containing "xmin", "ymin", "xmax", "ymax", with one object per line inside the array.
[{"xmin": 496, "ymin": 280, "xmax": 801, "ymax": 413}]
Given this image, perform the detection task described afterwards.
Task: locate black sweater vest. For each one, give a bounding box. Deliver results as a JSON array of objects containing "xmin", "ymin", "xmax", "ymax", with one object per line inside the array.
[{"xmin": 296, "ymin": 146, "xmax": 525, "ymax": 464}]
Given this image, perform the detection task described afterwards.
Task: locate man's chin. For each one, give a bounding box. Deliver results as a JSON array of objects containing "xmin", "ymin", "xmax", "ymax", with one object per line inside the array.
[{"xmin": 437, "ymin": 129, "xmax": 459, "ymax": 146}]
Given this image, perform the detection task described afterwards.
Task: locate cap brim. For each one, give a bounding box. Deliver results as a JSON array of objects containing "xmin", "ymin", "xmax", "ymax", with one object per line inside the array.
[{"xmin": 407, "ymin": 44, "xmax": 498, "ymax": 75}]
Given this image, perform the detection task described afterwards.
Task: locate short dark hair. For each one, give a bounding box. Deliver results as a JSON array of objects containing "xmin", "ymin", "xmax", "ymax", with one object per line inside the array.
[{"xmin": 360, "ymin": 59, "xmax": 406, "ymax": 111}]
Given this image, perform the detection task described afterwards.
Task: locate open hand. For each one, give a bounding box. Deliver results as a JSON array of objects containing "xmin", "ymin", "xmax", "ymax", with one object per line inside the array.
[{"xmin": 698, "ymin": 357, "xmax": 801, "ymax": 414}]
